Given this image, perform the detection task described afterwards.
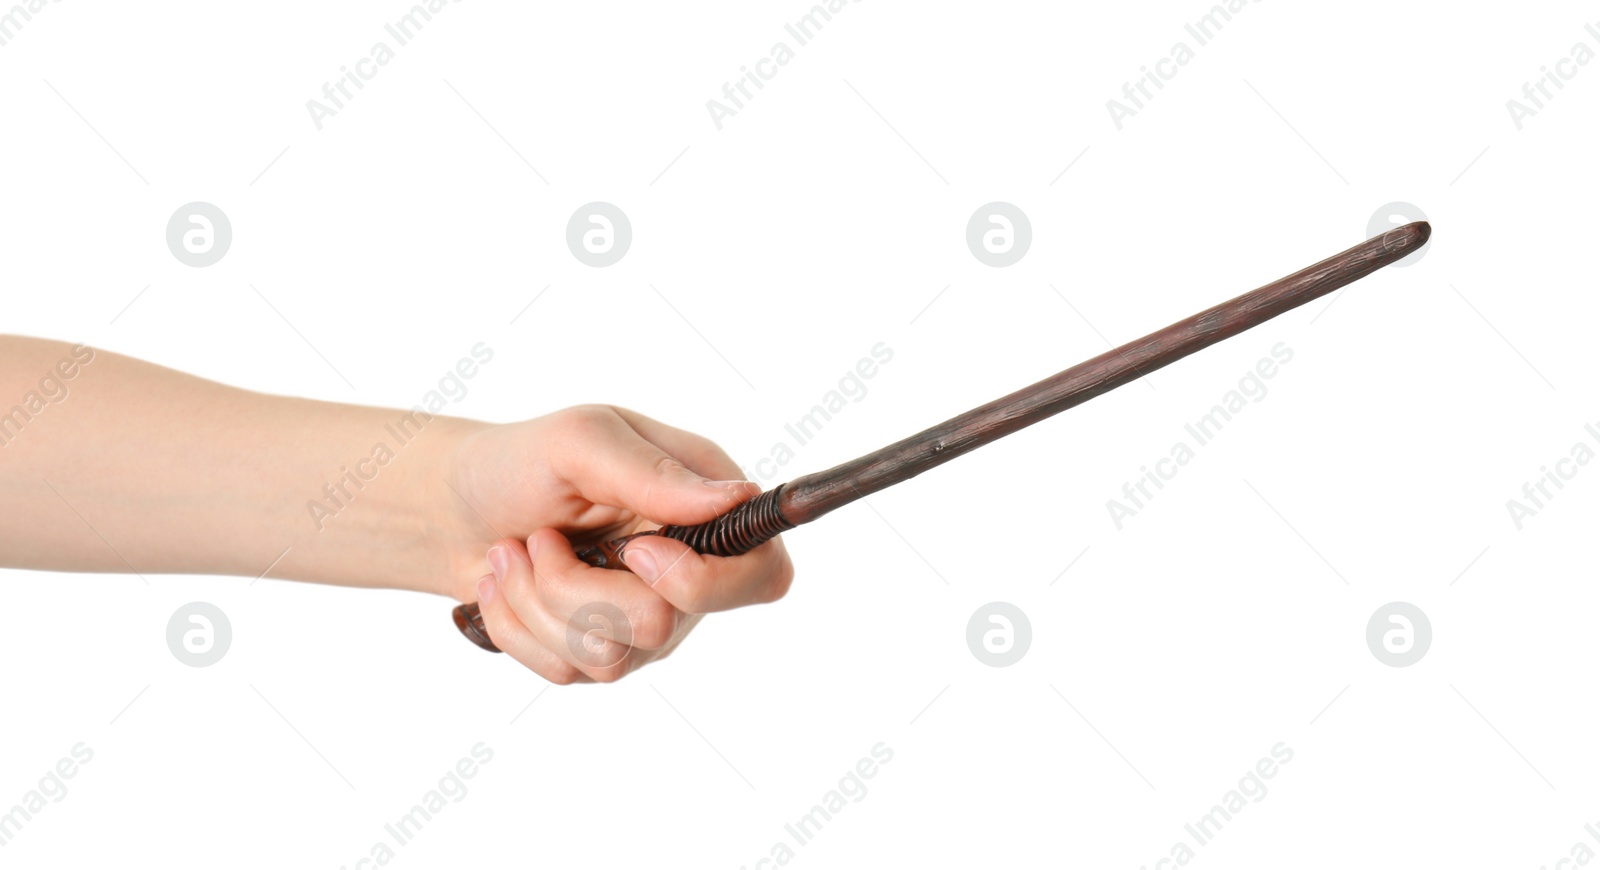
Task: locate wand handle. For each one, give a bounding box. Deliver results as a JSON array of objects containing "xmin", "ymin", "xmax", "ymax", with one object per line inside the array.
[{"xmin": 451, "ymin": 487, "xmax": 796, "ymax": 652}]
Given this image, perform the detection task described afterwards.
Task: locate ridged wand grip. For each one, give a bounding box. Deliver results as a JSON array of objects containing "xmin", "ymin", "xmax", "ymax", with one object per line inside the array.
[{"xmin": 451, "ymin": 487, "xmax": 795, "ymax": 652}]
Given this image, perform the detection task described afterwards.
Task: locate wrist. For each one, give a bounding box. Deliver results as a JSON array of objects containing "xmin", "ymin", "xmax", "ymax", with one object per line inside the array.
[{"xmin": 422, "ymin": 417, "xmax": 503, "ymax": 602}]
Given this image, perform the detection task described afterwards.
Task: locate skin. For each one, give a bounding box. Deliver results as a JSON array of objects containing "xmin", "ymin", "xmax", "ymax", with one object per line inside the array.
[{"xmin": 0, "ymin": 336, "xmax": 794, "ymax": 684}]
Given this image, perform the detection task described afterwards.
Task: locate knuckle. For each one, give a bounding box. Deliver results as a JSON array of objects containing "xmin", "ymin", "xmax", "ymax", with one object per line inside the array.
[
  {"xmin": 671, "ymin": 581, "xmax": 713, "ymax": 615},
  {"xmin": 639, "ymin": 455, "xmax": 691, "ymax": 518},
  {"xmin": 630, "ymin": 599, "xmax": 679, "ymax": 649},
  {"xmin": 759, "ymin": 568, "xmax": 794, "ymax": 604},
  {"xmin": 481, "ymin": 597, "xmax": 516, "ymax": 639},
  {"xmin": 653, "ymin": 453, "xmax": 687, "ymax": 476},
  {"xmin": 587, "ymin": 662, "xmax": 629, "ymax": 684},
  {"xmin": 565, "ymin": 604, "xmax": 635, "ymax": 673},
  {"xmin": 753, "ymin": 548, "xmax": 796, "ymax": 605},
  {"xmin": 545, "ymin": 663, "xmax": 585, "ymax": 685},
  {"xmin": 576, "ymin": 639, "xmax": 636, "ymax": 682},
  {"xmin": 557, "ymin": 404, "xmax": 615, "ymax": 436},
  {"xmin": 550, "ymin": 665, "xmax": 582, "ymax": 687},
  {"xmin": 500, "ymin": 568, "xmax": 544, "ymax": 616},
  {"xmin": 522, "ymin": 558, "xmax": 563, "ymax": 600}
]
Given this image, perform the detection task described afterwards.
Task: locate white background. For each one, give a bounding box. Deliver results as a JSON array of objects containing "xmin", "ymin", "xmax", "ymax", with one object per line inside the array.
[{"xmin": 3, "ymin": 1, "xmax": 1597, "ymax": 866}]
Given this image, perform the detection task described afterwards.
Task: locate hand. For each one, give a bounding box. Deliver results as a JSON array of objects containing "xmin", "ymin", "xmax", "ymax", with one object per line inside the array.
[{"xmin": 439, "ymin": 405, "xmax": 795, "ymax": 683}]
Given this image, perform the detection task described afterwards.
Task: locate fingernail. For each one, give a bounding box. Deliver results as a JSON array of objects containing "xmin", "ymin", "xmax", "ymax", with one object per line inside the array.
[
  {"xmin": 487, "ymin": 545, "xmax": 509, "ymax": 581},
  {"xmin": 625, "ymin": 547, "xmax": 661, "ymax": 586},
  {"xmin": 477, "ymin": 574, "xmax": 497, "ymax": 605},
  {"xmin": 704, "ymin": 479, "xmax": 756, "ymax": 496}
]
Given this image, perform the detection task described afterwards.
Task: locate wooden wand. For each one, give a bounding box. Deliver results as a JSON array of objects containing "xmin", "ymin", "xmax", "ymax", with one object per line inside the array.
[{"xmin": 453, "ymin": 221, "xmax": 1432, "ymax": 652}]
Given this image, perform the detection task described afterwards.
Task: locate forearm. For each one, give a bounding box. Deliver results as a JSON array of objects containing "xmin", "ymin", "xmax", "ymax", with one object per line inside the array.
[{"xmin": 0, "ymin": 336, "xmax": 480, "ymax": 596}]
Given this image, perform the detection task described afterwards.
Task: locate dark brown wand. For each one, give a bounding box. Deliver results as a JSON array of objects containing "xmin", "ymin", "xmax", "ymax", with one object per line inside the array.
[{"xmin": 453, "ymin": 221, "xmax": 1431, "ymax": 652}]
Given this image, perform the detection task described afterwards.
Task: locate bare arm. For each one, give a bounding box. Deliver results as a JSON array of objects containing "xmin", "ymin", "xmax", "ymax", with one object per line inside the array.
[
  {"xmin": 0, "ymin": 336, "xmax": 793, "ymax": 682},
  {"xmin": 0, "ymin": 336, "xmax": 472, "ymax": 594}
]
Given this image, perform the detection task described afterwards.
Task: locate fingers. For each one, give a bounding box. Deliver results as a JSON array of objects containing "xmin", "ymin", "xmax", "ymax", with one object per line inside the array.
[
  {"xmin": 619, "ymin": 530, "xmax": 795, "ymax": 615},
  {"xmin": 526, "ymin": 529, "xmax": 685, "ymax": 652},
  {"xmin": 470, "ymin": 406, "xmax": 797, "ymax": 684},
  {"xmin": 486, "ymin": 535, "xmax": 650, "ymax": 683},
  {"xmin": 474, "ymin": 525, "xmax": 791, "ymax": 684},
  {"xmin": 472, "ymin": 555, "xmax": 591, "ymax": 685},
  {"xmin": 550, "ymin": 406, "xmax": 758, "ymax": 527},
  {"xmin": 594, "ymin": 408, "xmax": 794, "ymax": 613}
]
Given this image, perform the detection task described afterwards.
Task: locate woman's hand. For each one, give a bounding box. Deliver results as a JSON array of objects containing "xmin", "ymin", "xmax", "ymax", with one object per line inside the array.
[
  {"xmin": 438, "ymin": 405, "xmax": 795, "ymax": 683},
  {"xmin": 0, "ymin": 338, "xmax": 792, "ymax": 684}
]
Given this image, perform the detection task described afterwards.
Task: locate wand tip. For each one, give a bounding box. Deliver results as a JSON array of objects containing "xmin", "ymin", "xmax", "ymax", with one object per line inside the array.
[{"xmin": 1378, "ymin": 220, "xmax": 1430, "ymax": 259}]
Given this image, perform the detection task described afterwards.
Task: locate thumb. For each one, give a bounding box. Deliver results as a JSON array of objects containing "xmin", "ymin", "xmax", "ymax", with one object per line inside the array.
[
  {"xmin": 632, "ymin": 454, "xmax": 759, "ymax": 526},
  {"xmin": 556, "ymin": 409, "xmax": 759, "ymax": 525}
]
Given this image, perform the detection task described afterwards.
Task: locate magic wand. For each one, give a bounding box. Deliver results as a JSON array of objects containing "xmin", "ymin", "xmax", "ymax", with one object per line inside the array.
[{"xmin": 453, "ymin": 220, "xmax": 1431, "ymax": 651}]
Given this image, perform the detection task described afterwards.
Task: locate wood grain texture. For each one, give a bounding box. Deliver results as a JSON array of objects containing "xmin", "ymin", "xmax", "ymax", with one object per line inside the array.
[
  {"xmin": 452, "ymin": 221, "xmax": 1430, "ymax": 652},
  {"xmin": 780, "ymin": 221, "xmax": 1430, "ymax": 523}
]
